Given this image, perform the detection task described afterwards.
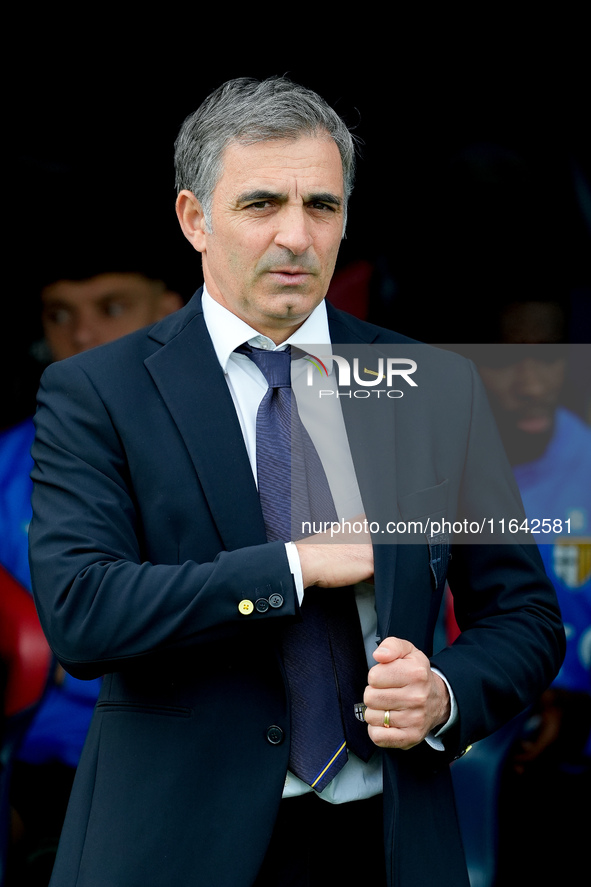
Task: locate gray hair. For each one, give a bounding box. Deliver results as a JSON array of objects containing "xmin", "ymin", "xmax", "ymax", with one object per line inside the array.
[{"xmin": 174, "ymin": 76, "xmax": 357, "ymax": 231}]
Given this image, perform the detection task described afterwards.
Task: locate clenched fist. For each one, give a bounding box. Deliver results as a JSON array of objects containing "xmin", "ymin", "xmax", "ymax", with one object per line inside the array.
[{"xmin": 363, "ymin": 637, "xmax": 451, "ymax": 749}]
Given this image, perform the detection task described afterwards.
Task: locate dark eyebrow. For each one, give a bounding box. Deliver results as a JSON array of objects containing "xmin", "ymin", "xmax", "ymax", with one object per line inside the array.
[
  {"xmin": 237, "ymin": 189, "xmax": 282, "ymax": 204},
  {"xmin": 237, "ymin": 190, "xmax": 342, "ymax": 207},
  {"xmin": 307, "ymin": 192, "xmax": 342, "ymax": 207},
  {"xmin": 96, "ymin": 291, "xmax": 132, "ymax": 302},
  {"xmin": 42, "ymin": 291, "xmax": 131, "ymax": 311}
]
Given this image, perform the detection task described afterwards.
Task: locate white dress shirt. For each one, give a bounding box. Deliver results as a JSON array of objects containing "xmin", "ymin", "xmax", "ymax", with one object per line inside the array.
[{"xmin": 201, "ymin": 287, "xmax": 455, "ymax": 803}]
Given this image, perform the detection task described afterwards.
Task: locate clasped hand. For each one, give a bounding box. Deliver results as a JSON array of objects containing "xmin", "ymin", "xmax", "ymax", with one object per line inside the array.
[
  {"xmin": 294, "ymin": 520, "xmax": 449, "ymax": 749},
  {"xmin": 363, "ymin": 638, "xmax": 451, "ymax": 749}
]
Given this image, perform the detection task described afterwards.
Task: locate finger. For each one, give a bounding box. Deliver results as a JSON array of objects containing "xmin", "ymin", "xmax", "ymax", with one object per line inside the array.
[
  {"xmin": 363, "ymin": 699, "xmax": 427, "ymax": 728},
  {"xmin": 364, "ymin": 685, "xmax": 428, "ymax": 714},
  {"xmin": 367, "ymin": 722, "xmax": 425, "ymax": 750},
  {"xmin": 367, "ymin": 657, "xmax": 429, "ymax": 691},
  {"xmin": 362, "ymin": 706, "xmax": 394, "ymax": 728},
  {"xmin": 372, "ymin": 637, "xmax": 416, "ymax": 663}
]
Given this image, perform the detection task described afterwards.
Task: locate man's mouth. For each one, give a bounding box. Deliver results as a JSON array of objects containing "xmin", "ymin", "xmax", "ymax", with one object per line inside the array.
[
  {"xmin": 516, "ymin": 413, "xmax": 552, "ymax": 433},
  {"xmin": 268, "ymin": 269, "xmax": 313, "ymax": 285}
]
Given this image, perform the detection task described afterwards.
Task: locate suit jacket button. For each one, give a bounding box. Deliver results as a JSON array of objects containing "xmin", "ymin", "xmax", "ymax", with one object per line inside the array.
[
  {"xmin": 266, "ymin": 726, "xmax": 284, "ymax": 745},
  {"xmin": 268, "ymin": 593, "xmax": 284, "ymax": 609},
  {"xmin": 238, "ymin": 600, "xmax": 254, "ymax": 615},
  {"xmin": 255, "ymin": 598, "xmax": 270, "ymax": 613}
]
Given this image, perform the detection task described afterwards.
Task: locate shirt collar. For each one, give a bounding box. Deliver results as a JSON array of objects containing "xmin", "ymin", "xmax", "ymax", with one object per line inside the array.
[{"xmin": 201, "ymin": 285, "xmax": 332, "ymax": 373}]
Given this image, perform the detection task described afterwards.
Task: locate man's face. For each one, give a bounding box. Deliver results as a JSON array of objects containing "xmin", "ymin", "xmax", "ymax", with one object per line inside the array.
[
  {"xmin": 42, "ymin": 272, "xmax": 181, "ymax": 361},
  {"xmin": 182, "ymin": 135, "xmax": 345, "ymax": 343},
  {"xmin": 480, "ymin": 353, "xmax": 566, "ymax": 431},
  {"xmin": 478, "ymin": 302, "xmax": 566, "ymax": 464}
]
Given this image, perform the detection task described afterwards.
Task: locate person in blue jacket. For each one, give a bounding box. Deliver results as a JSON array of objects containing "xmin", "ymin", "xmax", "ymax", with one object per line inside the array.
[{"xmin": 477, "ymin": 297, "xmax": 590, "ymax": 886}]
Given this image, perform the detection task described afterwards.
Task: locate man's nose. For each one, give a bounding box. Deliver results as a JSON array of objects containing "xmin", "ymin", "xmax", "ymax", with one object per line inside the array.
[
  {"xmin": 514, "ymin": 359, "xmax": 547, "ymax": 397},
  {"xmin": 71, "ymin": 315, "xmax": 100, "ymax": 352},
  {"xmin": 273, "ymin": 207, "xmax": 314, "ymax": 255}
]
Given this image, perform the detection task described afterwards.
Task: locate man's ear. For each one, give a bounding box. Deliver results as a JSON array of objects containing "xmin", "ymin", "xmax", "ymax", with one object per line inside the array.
[{"xmin": 175, "ymin": 190, "xmax": 207, "ymax": 253}]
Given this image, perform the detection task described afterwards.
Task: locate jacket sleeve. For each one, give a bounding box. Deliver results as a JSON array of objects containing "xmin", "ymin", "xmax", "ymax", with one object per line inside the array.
[{"xmin": 28, "ymin": 359, "xmax": 298, "ymax": 680}]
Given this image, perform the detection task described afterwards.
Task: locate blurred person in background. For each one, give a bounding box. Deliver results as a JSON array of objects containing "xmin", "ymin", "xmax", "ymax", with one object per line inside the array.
[
  {"xmin": 475, "ymin": 297, "xmax": 591, "ymax": 887},
  {"xmin": 0, "ymin": 249, "xmax": 182, "ymax": 886}
]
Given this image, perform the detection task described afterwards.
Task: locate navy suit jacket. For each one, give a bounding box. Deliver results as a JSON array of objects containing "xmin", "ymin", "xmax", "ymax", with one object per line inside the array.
[{"xmin": 29, "ymin": 291, "xmax": 564, "ymax": 887}]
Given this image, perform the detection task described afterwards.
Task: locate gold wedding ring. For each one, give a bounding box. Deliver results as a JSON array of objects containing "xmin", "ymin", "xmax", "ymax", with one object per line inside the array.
[{"xmin": 383, "ymin": 710, "xmax": 390, "ymax": 728}]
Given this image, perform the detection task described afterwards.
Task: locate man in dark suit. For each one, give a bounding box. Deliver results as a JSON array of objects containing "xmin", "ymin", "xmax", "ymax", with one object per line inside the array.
[{"xmin": 28, "ymin": 77, "xmax": 564, "ymax": 887}]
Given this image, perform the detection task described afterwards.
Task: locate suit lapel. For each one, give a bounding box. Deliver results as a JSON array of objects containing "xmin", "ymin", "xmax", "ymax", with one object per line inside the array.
[
  {"xmin": 145, "ymin": 297, "xmax": 267, "ymax": 551},
  {"xmin": 327, "ymin": 305, "xmax": 399, "ymax": 639}
]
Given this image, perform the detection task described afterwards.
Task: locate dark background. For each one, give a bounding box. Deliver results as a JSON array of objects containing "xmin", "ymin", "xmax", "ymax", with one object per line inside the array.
[{"xmin": 4, "ymin": 14, "xmax": 590, "ymax": 426}]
